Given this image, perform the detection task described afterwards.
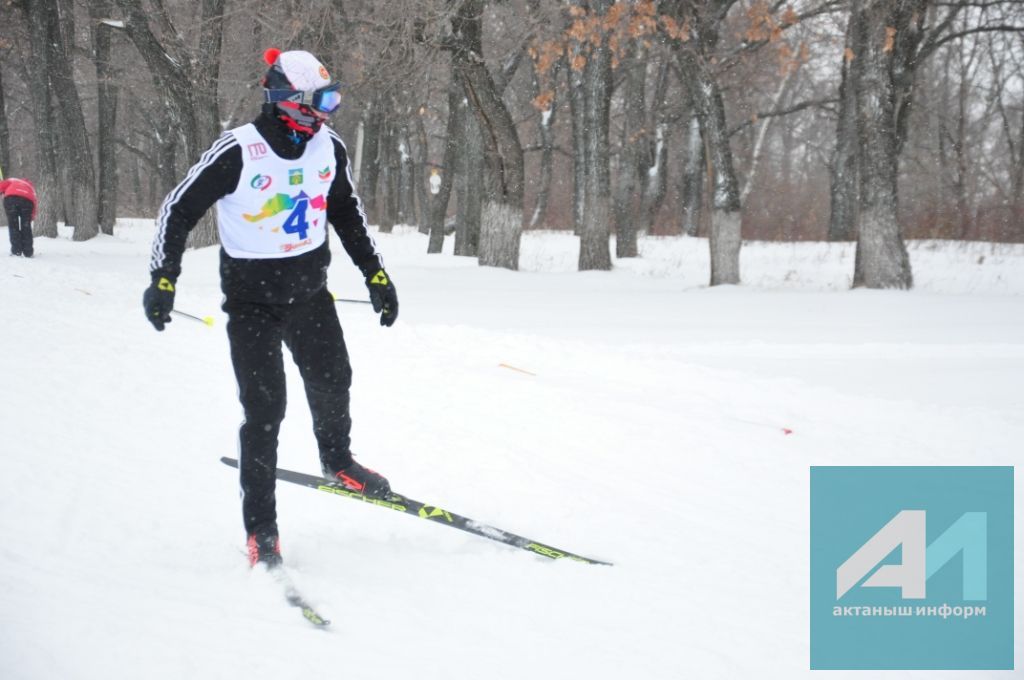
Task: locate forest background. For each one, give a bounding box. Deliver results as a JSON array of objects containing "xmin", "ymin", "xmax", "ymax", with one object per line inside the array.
[{"xmin": 0, "ymin": 0, "xmax": 1022, "ymax": 288}]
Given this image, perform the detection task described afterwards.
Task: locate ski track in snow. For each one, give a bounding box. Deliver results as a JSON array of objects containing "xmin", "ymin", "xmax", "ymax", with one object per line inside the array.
[{"xmin": 1, "ymin": 222, "xmax": 1021, "ymax": 679}]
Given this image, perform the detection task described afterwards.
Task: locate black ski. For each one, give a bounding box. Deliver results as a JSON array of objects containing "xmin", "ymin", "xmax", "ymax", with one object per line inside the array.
[{"xmin": 221, "ymin": 457, "xmax": 611, "ymax": 566}]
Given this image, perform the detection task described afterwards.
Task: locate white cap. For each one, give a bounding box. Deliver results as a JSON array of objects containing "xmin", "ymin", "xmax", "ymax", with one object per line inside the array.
[{"xmin": 264, "ymin": 48, "xmax": 331, "ymax": 91}]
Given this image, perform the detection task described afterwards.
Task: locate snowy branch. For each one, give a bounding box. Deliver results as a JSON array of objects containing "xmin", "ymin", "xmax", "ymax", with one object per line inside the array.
[
  {"xmin": 922, "ymin": 25, "xmax": 1024, "ymax": 59},
  {"xmin": 728, "ymin": 96, "xmax": 839, "ymax": 138}
]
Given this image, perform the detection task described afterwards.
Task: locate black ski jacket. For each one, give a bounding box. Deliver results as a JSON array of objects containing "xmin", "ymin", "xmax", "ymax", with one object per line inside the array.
[{"xmin": 149, "ymin": 113, "xmax": 382, "ymax": 304}]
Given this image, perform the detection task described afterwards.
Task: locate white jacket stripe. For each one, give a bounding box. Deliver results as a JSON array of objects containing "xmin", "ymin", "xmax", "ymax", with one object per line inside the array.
[
  {"xmin": 150, "ymin": 134, "xmax": 238, "ymax": 272},
  {"xmin": 327, "ymin": 128, "xmax": 379, "ymax": 263}
]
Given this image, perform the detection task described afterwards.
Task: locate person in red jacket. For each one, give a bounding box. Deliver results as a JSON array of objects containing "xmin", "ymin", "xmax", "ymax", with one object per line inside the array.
[{"xmin": 0, "ymin": 177, "xmax": 37, "ymax": 257}]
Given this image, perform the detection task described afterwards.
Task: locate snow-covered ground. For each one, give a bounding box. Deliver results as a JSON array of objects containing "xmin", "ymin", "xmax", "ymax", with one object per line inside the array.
[{"xmin": 1, "ymin": 223, "xmax": 1020, "ymax": 679}]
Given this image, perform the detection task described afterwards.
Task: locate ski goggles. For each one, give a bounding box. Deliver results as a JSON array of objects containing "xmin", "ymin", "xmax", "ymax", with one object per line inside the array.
[{"xmin": 264, "ymin": 82, "xmax": 343, "ymax": 114}]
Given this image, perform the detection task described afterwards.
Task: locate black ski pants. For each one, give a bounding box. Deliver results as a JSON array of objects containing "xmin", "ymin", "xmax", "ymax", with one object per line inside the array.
[
  {"xmin": 225, "ymin": 287, "xmax": 354, "ymax": 535},
  {"xmin": 4, "ymin": 196, "xmax": 34, "ymax": 257}
]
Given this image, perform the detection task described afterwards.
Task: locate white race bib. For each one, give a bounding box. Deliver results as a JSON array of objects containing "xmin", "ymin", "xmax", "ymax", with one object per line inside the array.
[{"xmin": 217, "ymin": 124, "xmax": 337, "ymax": 259}]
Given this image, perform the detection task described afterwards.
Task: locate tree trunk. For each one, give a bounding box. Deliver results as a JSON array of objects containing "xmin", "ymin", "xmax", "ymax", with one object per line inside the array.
[
  {"xmin": 477, "ymin": 200, "xmax": 521, "ymax": 268},
  {"xmin": 114, "ymin": 0, "xmax": 225, "ymax": 247},
  {"xmin": 397, "ymin": 126, "xmax": 416, "ymax": 226},
  {"xmin": 222, "ymin": 8, "xmax": 264, "ymax": 130},
  {"xmin": 377, "ymin": 118, "xmax": 397, "ymax": 233},
  {"xmin": 16, "ymin": 2, "xmax": 62, "ymax": 237},
  {"xmin": 1014, "ymin": 101, "xmax": 1024, "ymax": 236},
  {"xmin": 0, "ymin": 65, "xmax": 10, "ymax": 176},
  {"xmin": 666, "ymin": 1, "xmax": 742, "ymax": 285},
  {"xmin": 450, "ymin": 0, "xmax": 524, "ymax": 270},
  {"xmin": 528, "ymin": 56, "xmax": 560, "ymax": 229},
  {"xmin": 92, "ymin": 1, "xmax": 119, "ymax": 235},
  {"xmin": 153, "ymin": 106, "xmax": 179, "ymax": 199},
  {"xmin": 889, "ymin": 0, "xmax": 929, "ymax": 157},
  {"xmin": 40, "ymin": 0, "xmax": 99, "ymax": 241},
  {"xmin": 195, "ymin": 0, "xmax": 225, "ymax": 143},
  {"xmin": 613, "ymin": 41, "xmax": 645, "ymax": 258},
  {"xmin": 115, "ymin": 0, "xmax": 198, "ymax": 156},
  {"xmin": 414, "ymin": 111, "xmax": 431, "ymax": 234},
  {"xmin": 22, "ymin": 70, "xmax": 64, "ymax": 238},
  {"xmin": 934, "ymin": 54, "xmax": 951, "ymax": 234},
  {"xmin": 952, "ymin": 42, "xmax": 976, "ymax": 239},
  {"xmin": 126, "ymin": 126, "xmax": 144, "ymax": 213},
  {"xmin": 566, "ymin": 39, "xmax": 586, "ymax": 236},
  {"xmin": 850, "ymin": 0, "xmax": 913, "ymax": 289},
  {"xmin": 186, "ymin": 0, "xmax": 226, "ymax": 248},
  {"xmin": 708, "ymin": 207, "xmax": 742, "ymax": 285},
  {"xmin": 678, "ymin": 114, "xmax": 704, "ymax": 236},
  {"xmin": 575, "ymin": 0, "xmax": 613, "ymax": 271},
  {"xmin": 696, "ymin": 61, "xmax": 741, "ymax": 285},
  {"xmin": 639, "ymin": 60, "xmax": 671, "ymax": 236},
  {"xmin": 427, "ymin": 81, "xmax": 461, "ymax": 254},
  {"xmin": 360, "ymin": 100, "xmax": 383, "ymax": 223},
  {"xmin": 640, "ymin": 123, "xmax": 669, "ymax": 234},
  {"xmin": 454, "ymin": 90, "xmax": 482, "ymax": 257},
  {"xmin": 829, "ymin": 18, "xmax": 860, "ymax": 242}
]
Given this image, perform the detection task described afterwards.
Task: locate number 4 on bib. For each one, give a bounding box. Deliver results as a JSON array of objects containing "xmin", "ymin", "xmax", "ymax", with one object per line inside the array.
[{"xmin": 282, "ymin": 198, "xmax": 309, "ymax": 240}]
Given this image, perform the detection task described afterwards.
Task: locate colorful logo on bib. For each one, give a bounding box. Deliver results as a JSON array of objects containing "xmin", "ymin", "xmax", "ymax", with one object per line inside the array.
[
  {"xmin": 250, "ymin": 174, "xmax": 272, "ymax": 191},
  {"xmin": 318, "ymin": 166, "xmax": 332, "ymax": 181},
  {"xmin": 242, "ymin": 191, "xmax": 327, "ymax": 249},
  {"xmin": 288, "ymin": 169, "xmax": 303, "ymax": 185}
]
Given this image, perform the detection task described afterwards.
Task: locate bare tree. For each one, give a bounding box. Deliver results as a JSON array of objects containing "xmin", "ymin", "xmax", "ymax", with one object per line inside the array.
[
  {"xmin": 0, "ymin": 62, "xmax": 10, "ymax": 177},
  {"xmin": 638, "ymin": 60, "xmax": 671, "ymax": 235},
  {"xmin": 677, "ymin": 112, "xmax": 704, "ymax": 237},
  {"xmin": 1, "ymin": 0, "xmax": 1020, "ymax": 261},
  {"xmin": 566, "ymin": 22, "xmax": 587, "ymax": 236},
  {"xmin": 359, "ymin": 96, "xmax": 385, "ymax": 223},
  {"xmin": 19, "ymin": 0, "xmax": 99, "ymax": 240},
  {"xmin": 112, "ymin": 0, "xmax": 226, "ymax": 247},
  {"xmin": 527, "ymin": 33, "xmax": 562, "ymax": 230},
  {"xmin": 8, "ymin": 0, "xmax": 66, "ymax": 237},
  {"xmin": 447, "ymin": 0, "xmax": 525, "ymax": 270},
  {"xmin": 91, "ymin": 2, "xmax": 120, "ymax": 236},
  {"xmin": 663, "ymin": 0, "xmax": 742, "ymax": 285},
  {"xmin": 455, "ymin": 83, "xmax": 484, "ymax": 256},
  {"xmin": 427, "ymin": 82, "xmax": 462, "ymax": 253},
  {"xmin": 571, "ymin": 0, "xmax": 614, "ymax": 271},
  {"xmin": 828, "ymin": 13, "xmax": 859, "ymax": 242},
  {"xmin": 846, "ymin": 0, "xmax": 917, "ymax": 288},
  {"xmin": 828, "ymin": 0, "xmax": 1023, "ymax": 277}
]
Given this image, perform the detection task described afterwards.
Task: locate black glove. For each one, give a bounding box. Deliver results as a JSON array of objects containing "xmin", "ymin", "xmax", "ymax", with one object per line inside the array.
[
  {"xmin": 143, "ymin": 275, "xmax": 176, "ymax": 331},
  {"xmin": 365, "ymin": 268, "xmax": 398, "ymax": 327}
]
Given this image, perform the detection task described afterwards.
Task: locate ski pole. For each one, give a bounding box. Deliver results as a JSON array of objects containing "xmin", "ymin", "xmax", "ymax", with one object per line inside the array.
[
  {"xmin": 172, "ymin": 309, "xmax": 215, "ymax": 326},
  {"xmin": 331, "ymin": 293, "xmax": 370, "ymax": 304}
]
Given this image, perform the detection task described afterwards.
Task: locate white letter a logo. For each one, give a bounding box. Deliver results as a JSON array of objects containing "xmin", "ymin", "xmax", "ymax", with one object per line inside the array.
[{"xmin": 836, "ymin": 510, "xmax": 926, "ymax": 600}]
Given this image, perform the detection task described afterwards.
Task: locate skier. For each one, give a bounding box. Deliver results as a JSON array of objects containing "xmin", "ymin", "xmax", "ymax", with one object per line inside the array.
[
  {"xmin": 143, "ymin": 48, "xmax": 399, "ymax": 569},
  {"xmin": 0, "ymin": 176, "xmax": 37, "ymax": 257}
]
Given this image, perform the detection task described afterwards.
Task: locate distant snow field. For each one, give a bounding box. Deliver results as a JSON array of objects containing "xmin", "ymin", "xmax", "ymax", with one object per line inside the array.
[{"xmin": 1, "ymin": 222, "xmax": 1021, "ymax": 679}]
